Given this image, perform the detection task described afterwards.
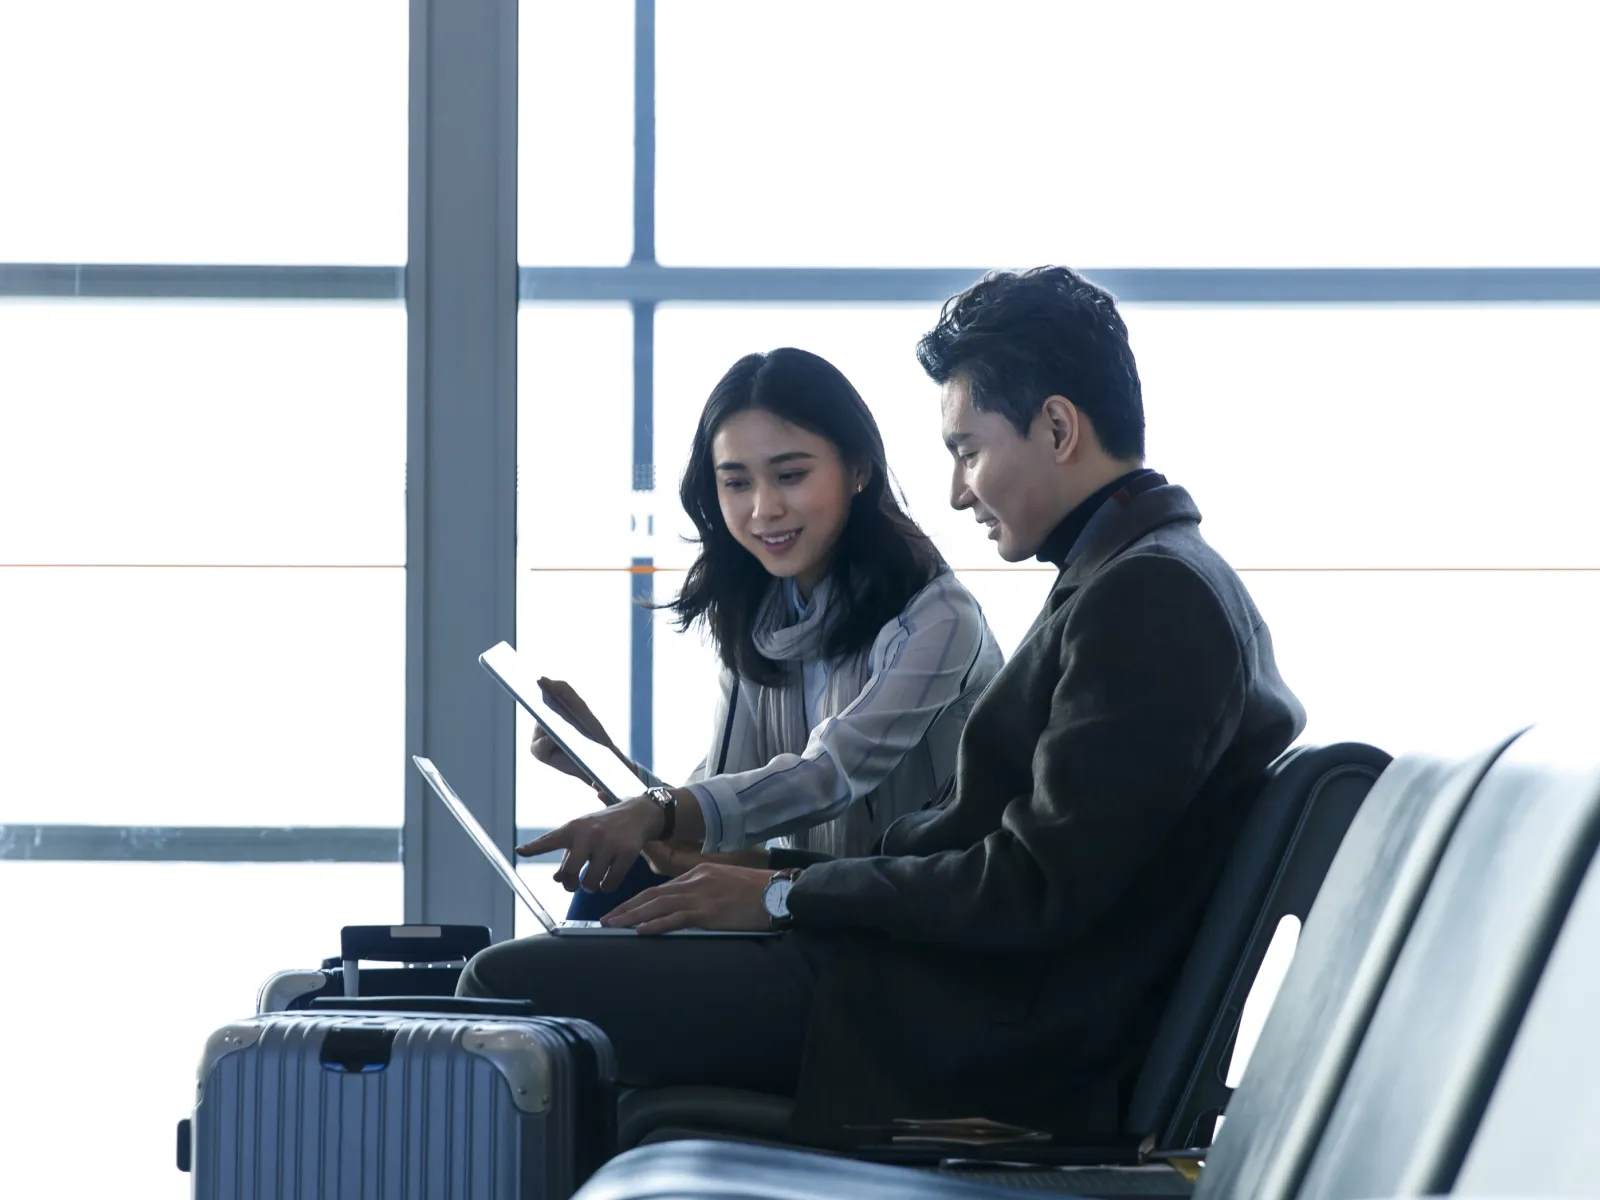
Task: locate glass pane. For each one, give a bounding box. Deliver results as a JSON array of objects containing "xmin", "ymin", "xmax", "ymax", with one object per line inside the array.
[
  {"xmin": 518, "ymin": 305, "xmax": 635, "ymax": 569},
  {"xmin": 658, "ymin": 1, "xmax": 1600, "ymax": 268},
  {"xmin": 0, "ymin": 2, "xmax": 406, "ymax": 264},
  {"xmin": 0, "ymin": 301, "xmax": 405, "ymax": 566},
  {"xmin": 0, "ymin": 567, "xmax": 403, "ymax": 825},
  {"xmin": 516, "ymin": 305, "xmax": 636, "ymax": 932},
  {"xmin": 1248, "ymin": 569, "xmax": 1600, "ymax": 760},
  {"xmin": 0, "ymin": 862, "xmax": 399, "ymax": 1199},
  {"xmin": 1227, "ymin": 916, "xmax": 1301, "ymax": 1089},
  {"xmin": 656, "ymin": 303, "xmax": 1600, "ymax": 573},
  {"xmin": 1130, "ymin": 305, "xmax": 1600, "ymax": 571},
  {"xmin": 519, "ymin": 0, "xmax": 634, "ymax": 266}
]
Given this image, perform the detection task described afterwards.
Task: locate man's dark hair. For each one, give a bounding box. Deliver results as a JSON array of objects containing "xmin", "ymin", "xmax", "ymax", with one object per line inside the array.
[{"xmin": 915, "ymin": 266, "xmax": 1145, "ymax": 460}]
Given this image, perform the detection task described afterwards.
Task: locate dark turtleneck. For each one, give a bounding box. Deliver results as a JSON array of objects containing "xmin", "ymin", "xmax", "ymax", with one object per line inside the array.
[{"xmin": 1033, "ymin": 468, "xmax": 1157, "ymax": 568}]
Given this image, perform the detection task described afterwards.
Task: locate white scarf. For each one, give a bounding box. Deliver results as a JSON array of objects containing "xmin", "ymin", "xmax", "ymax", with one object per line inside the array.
[{"xmin": 725, "ymin": 578, "xmax": 881, "ymax": 857}]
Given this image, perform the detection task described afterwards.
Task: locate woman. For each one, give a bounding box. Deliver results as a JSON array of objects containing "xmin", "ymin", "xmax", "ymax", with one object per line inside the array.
[{"xmin": 526, "ymin": 347, "xmax": 1002, "ymax": 917}]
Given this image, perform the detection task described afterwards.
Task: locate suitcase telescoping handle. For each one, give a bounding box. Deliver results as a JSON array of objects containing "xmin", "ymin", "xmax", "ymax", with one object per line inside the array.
[
  {"xmin": 340, "ymin": 924, "xmax": 492, "ymax": 964},
  {"xmin": 310, "ymin": 995, "xmax": 538, "ymax": 1018},
  {"xmin": 337, "ymin": 925, "xmax": 492, "ymax": 998}
]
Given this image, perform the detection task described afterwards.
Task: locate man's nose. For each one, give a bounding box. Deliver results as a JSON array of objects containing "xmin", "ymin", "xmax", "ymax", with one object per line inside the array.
[{"xmin": 950, "ymin": 466, "xmax": 973, "ymax": 511}]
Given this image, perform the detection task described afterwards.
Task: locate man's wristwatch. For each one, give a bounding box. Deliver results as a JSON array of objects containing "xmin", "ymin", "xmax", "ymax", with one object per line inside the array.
[
  {"xmin": 644, "ymin": 786, "xmax": 677, "ymax": 841},
  {"xmin": 762, "ymin": 868, "xmax": 802, "ymax": 931}
]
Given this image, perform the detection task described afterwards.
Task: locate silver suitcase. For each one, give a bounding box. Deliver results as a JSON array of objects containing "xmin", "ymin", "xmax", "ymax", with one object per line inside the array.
[{"xmin": 186, "ymin": 1006, "xmax": 584, "ymax": 1199}]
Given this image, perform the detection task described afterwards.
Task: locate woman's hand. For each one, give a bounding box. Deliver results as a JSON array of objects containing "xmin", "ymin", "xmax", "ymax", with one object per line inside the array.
[
  {"xmin": 516, "ymin": 796, "xmax": 665, "ymax": 892},
  {"xmin": 528, "ymin": 678, "xmax": 617, "ymax": 782},
  {"xmin": 601, "ymin": 863, "xmax": 775, "ymax": 934}
]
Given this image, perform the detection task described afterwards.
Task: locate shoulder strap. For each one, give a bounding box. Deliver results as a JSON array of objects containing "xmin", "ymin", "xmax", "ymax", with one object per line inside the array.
[{"xmin": 715, "ymin": 679, "xmax": 739, "ymax": 774}]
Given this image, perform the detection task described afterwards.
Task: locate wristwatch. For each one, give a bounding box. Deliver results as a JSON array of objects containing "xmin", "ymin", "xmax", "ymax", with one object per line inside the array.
[
  {"xmin": 762, "ymin": 868, "xmax": 803, "ymax": 931},
  {"xmin": 644, "ymin": 786, "xmax": 677, "ymax": 841}
]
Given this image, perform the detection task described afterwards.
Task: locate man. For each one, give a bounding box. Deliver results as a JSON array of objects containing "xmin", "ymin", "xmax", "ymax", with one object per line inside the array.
[{"xmin": 460, "ymin": 266, "xmax": 1306, "ymax": 1142}]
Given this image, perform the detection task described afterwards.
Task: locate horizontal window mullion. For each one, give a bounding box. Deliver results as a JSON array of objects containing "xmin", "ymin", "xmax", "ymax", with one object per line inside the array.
[
  {"xmin": 0, "ymin": 824, "xmax": 555, "ymax": 863},
  {"xmin": 6, "ymin": 265, "xmax": 1600, "ymax": 305},
  {"xmin": 0, "ymin": 264, "xmax": 402, "ymax": 301}
]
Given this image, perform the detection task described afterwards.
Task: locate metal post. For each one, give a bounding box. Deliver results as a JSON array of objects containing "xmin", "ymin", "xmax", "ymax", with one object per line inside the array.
[
  {"xmin": 628, "ymin": 0, "xmax": 658, "ymax": 772},
  {"xmin": 404, "ymin": 0, "xmax": 518, "ymax": 938}
]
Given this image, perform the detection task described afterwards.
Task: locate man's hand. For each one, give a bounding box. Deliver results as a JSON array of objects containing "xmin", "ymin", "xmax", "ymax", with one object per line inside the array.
[
  {"xmin": 516, "ymin": 796, "xmax": 664, "ymax": 892},
  {"xmin": 601, "ymin": 864, "xmax": 775, "ymax": 934}
]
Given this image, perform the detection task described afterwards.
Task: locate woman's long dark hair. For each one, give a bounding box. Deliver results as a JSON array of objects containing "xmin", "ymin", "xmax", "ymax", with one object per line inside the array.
[{"xmin": 667, "ymin": 348, "xmax": 943, "ymax": 686}]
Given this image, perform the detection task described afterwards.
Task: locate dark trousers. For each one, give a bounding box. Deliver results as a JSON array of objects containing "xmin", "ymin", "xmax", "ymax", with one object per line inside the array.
[{"xmin": 457, "ymin": 929, "xmax": 820, "ymax": 1093}]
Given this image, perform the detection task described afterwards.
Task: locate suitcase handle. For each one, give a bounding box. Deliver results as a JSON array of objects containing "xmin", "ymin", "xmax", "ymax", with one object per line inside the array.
[
  {"xmin": 339, "ymin": 924, "xmax": 491, "ymax": 964},
  {"xmin": 309, "ymin": 995, "xmax": 538, "ymax": 1018}
]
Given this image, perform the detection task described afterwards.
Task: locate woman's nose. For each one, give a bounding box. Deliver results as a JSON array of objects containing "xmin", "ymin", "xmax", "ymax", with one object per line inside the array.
[{"xmin": 752, "ymin": 484, "xmax": 785, "ymax": 520}]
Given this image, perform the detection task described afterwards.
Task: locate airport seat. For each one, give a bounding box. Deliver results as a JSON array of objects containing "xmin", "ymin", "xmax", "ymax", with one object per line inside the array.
[
  {"xmin": 1290, "ymin": 720, "xmax": 1600, "ymax": 1200},
  {"xmin": 1451, "ymin": 745, "xmax": 1600, "ymax": 1198},
  {"xmin": 581, "ymin": 733, "xmax": 1522, "ymax": 1200},
  {"xmin": 583, "ymin": 768, "xmax": 1600, "ymax": 1200},
  {"xmin": 619, "ymin": 742, "xmax": 1392, "ymax": 1158}
]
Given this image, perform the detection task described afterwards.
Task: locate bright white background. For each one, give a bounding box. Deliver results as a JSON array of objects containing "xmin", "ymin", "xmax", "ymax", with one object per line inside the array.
[{"xmin": 2, "ymin": 0, "xmax": 1599, "ymax": 1194}]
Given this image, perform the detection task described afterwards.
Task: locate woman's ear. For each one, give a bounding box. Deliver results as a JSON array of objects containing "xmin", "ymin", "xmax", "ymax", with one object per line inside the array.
[{"xmin": 851, "ymin": 464, "xmax": 871, "ymax": 495}]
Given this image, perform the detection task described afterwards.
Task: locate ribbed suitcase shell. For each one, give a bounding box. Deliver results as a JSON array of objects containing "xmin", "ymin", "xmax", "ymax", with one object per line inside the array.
[{"xmin": 191, "ymin": 1011, "xmax": 568, "ymax": 1199}]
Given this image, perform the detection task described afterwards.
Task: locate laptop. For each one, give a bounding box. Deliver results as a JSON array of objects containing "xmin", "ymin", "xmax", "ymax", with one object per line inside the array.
[
  {"xmin": 477, "ymin": 640, "xmax": 648, "ymax": 806},
  {"xmin": 412, "ymin": 754, "xmax": 776, "ymax": 938}
]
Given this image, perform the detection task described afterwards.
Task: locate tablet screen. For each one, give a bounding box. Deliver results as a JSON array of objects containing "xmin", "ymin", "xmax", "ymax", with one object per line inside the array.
[{"xmin": 478, "ymin": 641, "xmax": 651, "ymax": 804}]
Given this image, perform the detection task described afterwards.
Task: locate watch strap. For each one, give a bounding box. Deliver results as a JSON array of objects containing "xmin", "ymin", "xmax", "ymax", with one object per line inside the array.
[
  {"xmin": 646, "ymin": 787, "xmax": 676, "ymax": 841},
  {"xmin": 766, "ymin": 867, "xmax": 802, "ymax": 931}
]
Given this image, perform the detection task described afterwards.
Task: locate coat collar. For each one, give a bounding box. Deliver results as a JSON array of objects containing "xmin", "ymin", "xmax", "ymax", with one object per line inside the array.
[
  {"xmin": 1054, "ymin": 473, "xmax": 1203, "ymax": 587},
  {"xmin": 1033, "ymin": 468, "xmax": 1156, "ymax": 567}
]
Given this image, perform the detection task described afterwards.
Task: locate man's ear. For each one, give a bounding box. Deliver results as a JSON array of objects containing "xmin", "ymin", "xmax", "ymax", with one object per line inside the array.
[{"xmin": 1040, "ymin": 395, "xmax": 1079, "ymax": 464}]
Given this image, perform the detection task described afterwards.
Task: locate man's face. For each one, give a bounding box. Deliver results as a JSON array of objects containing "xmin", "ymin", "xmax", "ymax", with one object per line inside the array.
[{"xmin": 941, "ymin": 375, "xmax": 1070, "ymax": 562}]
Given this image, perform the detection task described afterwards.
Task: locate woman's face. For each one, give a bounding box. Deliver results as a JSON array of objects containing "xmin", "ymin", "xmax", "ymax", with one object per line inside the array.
[{"xmin": 710, "ymin": 408, "xmax": 864, "ymax": 594}]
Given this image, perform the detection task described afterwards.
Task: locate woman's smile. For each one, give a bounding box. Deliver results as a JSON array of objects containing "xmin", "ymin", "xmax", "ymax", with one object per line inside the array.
[{"xmin": 755, "ymin": 529, "xmax": 802, "ymax": 555}]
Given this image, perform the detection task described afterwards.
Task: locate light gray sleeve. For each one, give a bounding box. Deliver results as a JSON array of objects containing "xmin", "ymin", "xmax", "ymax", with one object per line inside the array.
[{"xmin": 686, "ymin": 577, "xmax": 991, "ymax": 853}]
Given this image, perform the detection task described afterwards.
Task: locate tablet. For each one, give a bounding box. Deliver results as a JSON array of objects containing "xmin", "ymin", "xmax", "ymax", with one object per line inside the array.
[{"xmin": 478, "ymin": 640, "xmax": 650, "ymax": 804}]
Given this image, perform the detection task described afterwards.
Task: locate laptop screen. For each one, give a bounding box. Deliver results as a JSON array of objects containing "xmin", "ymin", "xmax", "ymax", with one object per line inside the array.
[{"xmin": 411, "ymin": 754, "xmax": 557, "ymax": 934}]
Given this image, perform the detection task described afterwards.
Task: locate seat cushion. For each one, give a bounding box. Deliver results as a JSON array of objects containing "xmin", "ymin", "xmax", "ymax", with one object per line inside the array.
[
  {"xmin": 578, "ymin": 1140, "xmax": 1091, "ymax": 1200},
  {"xmin": 619, "ymin": 1086, "xmax": 796, "ymax": 1151}
]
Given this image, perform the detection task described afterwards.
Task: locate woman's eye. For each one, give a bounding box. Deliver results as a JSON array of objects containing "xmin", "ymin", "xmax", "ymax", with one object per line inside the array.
[
  {"xmin": 777, "ymin": 471, "xmax": 809, "ymax": 485},
  {"xmin": 720, "ymin": 478, "xmax": 749, "ymax": 491},
  {"xmin": 958, "ymin": 452, "xmax": 976, "ymax": 465}
]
